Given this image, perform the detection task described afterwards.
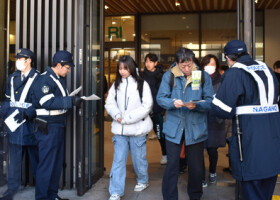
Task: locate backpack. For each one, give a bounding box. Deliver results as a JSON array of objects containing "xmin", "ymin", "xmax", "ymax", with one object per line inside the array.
[
  {"xmin": 168, "ymin": 69, "xmax": 205, "ymax": 92},
  {"xmin": 115, "ymin": 79, "xmax": 144, "ymax": 103}
]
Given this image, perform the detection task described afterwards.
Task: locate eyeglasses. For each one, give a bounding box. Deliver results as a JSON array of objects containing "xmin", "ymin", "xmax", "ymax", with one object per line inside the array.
[
  {"xmin": 179, "ymin": 61, "xmax": 194, "ymax": 69},
  {"xmin": 63, "ymin": 65, "xmax": 71, "ymax": 70}
]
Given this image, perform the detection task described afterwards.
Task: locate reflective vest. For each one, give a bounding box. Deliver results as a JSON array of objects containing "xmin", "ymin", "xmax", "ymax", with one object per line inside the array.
[{"xmin": 233, "ymin": 61, "xmax": 279, "ymax": 115}]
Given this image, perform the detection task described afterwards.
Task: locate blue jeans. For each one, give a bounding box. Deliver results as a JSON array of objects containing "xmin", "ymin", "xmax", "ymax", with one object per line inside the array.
[{"xmin": 109, "ymin": 135, "xmax": 149, "ymax": 196}]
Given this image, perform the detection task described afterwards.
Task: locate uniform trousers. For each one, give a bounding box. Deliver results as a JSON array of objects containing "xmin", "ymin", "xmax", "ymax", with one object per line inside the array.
[
  {"xmin": 8, "ymin": 143, "xmax": 38, "ymax": 192},
  {"xmin": 162, "ymin": 138, "xmax": 204, "ymax": 200},
  {"xmin": 35, "ymin": 124, "xmax": 65, "ymax": 200},
  {"xmin": 241, "ymin": 175, "xmax": 277, "ymax": 200}
]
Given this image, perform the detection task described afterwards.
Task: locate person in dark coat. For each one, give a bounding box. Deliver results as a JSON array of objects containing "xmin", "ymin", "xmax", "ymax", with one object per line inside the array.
[
  {"xmin": 32, "ymin": 51, "xmax": 82, "ymax": 200},
  {"xmin": 141, "ymin": 53, "xmax": 167, "ymax": 165},
  {"xmin": 200, "ymin": 54, "xmax": 226, "ymax": 187},
  {"xmin": 212, "ymin": 40, "xmax": 280, "ymax": 200},
  {"xmin": 0, "ymin": 48, "xmax": 40, "ymax": 200},
  {"xmin": 200, "ymin": 55, "xmax": 226, "ymax": 187}
]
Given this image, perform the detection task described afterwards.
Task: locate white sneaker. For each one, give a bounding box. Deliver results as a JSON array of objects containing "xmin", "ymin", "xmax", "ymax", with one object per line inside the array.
[
  {"xmin": 160, "ymin": 155, "xmax": 167, "ymax": 165},
  {"xmin": 202, "ymin": 180, "xmax": 208, "ymax": 188},
  {"xmin": 134, "ymin": 182, "xmax": 149, "ymax": 192},
  {"xmin": 109, "ymin": 194, "xmax": 121, "ymax": 200}
]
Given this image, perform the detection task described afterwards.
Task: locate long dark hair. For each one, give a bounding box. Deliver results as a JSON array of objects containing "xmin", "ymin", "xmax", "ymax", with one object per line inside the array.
[
  {"xmin": 114, "ymin": 55, "xmax": 143, "ymax": 91},
  {"xmin": 200, "ymin": 54, "xmax": 220, "ymax": 72}
]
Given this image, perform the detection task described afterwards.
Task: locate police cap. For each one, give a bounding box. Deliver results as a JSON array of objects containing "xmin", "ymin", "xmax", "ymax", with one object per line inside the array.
[
  {"xmin": 224, "ymin": 40, "xmax": 247, "ymax": 56},
  {"xmin": 14, "ymin": 48, "xmax": 34, "ymax": 60},
  {"xmin": 53, "ymin": 50, "xmax": 75, "ymax": 67}
]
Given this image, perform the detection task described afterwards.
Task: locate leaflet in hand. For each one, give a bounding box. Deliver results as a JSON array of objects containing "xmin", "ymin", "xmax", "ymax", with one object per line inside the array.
[
  {"xmin": 4, "ymin": 109, "xmax": 26, "ymax": 132},
  {"xmin": 81, "ymin": 94, "xmax": 101, "ymax": 101},
  {"xmin": 69, "ymin": 86, "xmax": 82, "ymax": 96}
]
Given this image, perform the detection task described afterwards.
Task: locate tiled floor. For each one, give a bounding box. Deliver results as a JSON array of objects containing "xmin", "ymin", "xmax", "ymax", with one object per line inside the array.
[{"xmin": 1, "ymin": 121, "xmax": 280, "ymax": 200}]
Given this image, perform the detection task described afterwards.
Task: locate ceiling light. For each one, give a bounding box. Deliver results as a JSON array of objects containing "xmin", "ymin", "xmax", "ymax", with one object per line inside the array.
[
  {"xmin": 112, "ymin": 22, "xmax": 116, "ymax": 24},
  {"xmin": 105, "ymin": 5, "xmax": 109, "ymax": 9},
  {"xmin": 255, "ymin": 0, "xmax": 258, "ymax": 3},
  {"xmin": 175, "ymin": 2, "xmax": 180, "ymax": 6}
]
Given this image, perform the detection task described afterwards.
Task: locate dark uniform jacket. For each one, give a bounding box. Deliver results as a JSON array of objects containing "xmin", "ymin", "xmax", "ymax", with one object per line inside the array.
[
  {"xmin": 212, "ymin": 55, "xmax": 280, "ymax": 181},
  {"xmin": 1, "ymin": 68, "xmax": 40, "ymax": 145},
  {"xmin": 31, "ymin": 66, "xmax": 72, "ymax": 126}
]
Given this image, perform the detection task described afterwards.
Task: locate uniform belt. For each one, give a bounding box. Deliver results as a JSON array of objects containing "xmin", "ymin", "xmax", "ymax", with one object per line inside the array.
[
  {"xmin": 10, "ymin": 101, "xmax": 32, "ymax": 109},
  {"xmin": 36, "ymin": 109, "xmax": 67, "ymax": 116},
  {"xmin": 236, "ymin": 104, "xmax": 279, "ymax": 115}
]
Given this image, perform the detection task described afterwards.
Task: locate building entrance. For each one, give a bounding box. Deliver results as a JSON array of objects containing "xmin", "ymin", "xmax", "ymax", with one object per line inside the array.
[{"xmin": 104, "ymin": 48, "xmax": 135, "ymax": 89}]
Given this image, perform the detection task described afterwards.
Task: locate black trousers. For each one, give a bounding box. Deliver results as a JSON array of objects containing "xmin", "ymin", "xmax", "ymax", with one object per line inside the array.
[
  {"xmin": 151, "ymin": 113, "xmax": 166, "ymax": 155},
  {"xmin": 203, "ymin": 147, "xmax": 218, "ymax": 180},
  {"xmin": 241, "ymin": 175, "xmax": 277, "ymax": 200},
  {"xmin": 162, "ymin": 138, "xmax": 204, "ymax": 200}
]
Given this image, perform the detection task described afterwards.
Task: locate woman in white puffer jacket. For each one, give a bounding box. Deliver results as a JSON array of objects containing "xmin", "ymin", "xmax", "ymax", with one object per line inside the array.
[{"xmin": 105, "ymin": 55, "xmax": 153, "ymax": 200}]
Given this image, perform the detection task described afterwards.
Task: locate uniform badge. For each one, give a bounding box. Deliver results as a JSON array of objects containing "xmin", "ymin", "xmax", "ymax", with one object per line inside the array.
[
  {"xmin": 17, "ymin": 49, "xmax": 21, "ymax": 53},
  {"xmin": 42, "ymin": 86, "xmax": 49, "ymax": 94}
]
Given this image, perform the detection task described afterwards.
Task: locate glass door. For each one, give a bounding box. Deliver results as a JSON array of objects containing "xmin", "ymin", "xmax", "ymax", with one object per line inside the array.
[
  {"xmin": 104, "ymin": 48, "xmax": 135, "ymax": 88},
  {"xmin": 76, "ymin": 0, "xmax": 103, "ymax": 196},
  {"xmin": 0, "ymin": 0, "xmax": 9, "ymax": 190}
]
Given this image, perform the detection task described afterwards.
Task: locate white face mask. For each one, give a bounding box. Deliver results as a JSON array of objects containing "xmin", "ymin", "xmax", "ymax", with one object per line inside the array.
[
  {"xmin": 204, "ymin": 65, "xmax": 216, "ymax": 75},
  {"xmin": 16, "ymin": 60, "xmax": 27, "ymax": 71}
]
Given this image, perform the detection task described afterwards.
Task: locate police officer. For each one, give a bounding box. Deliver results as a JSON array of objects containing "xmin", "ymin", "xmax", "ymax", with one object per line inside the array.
[
  {"xmin": 212, "ymin": 40, "xmax": 280, "ymax": 200},
  {"xmin": 0, "ymin": 48, "xmax": 39, "ymax": 200},
  {"xmin": 32, "ymin": 50, "xmax": 82, "ymax": 200}
]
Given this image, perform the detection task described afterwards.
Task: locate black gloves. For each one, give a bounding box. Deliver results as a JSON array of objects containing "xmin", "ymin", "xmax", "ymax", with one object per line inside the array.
[
  {"xmin": 14, "ymin": 113, "xmax": 22, "ymax": 122},
  {"xmin": 72, "ymin": 96, "xmax": 83, "ymax": 107},
  {"xmin": 23, "ymin": 111, "xmax": 29, "ymax": 120},
  {"xmin": 14, "ymin": 111, "xmax": 28, "ymax": 122}
]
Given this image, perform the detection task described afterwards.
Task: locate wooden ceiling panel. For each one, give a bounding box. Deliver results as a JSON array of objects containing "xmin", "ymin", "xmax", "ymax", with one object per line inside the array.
[
  {"xmin": 122, "ymin": 0, "xmax": 141, "ymax": 13},
  {"xmin": 104, "ymin": 0, "xmax": 280, "ymax": 15},
  {"xmin": 177, "ymin": 0, "xmax": 187, "ymax": 11},
  {"xmin": 158, "ymin": 0, "xmax": 169, "ymax": 12},
  {"xmin": 106, "ymin": 0, "xmax": 130, "ymax": 14},
  {"xmin": 275, "ymin": 0, "xmax": 280, "ymax": 8},
  {"xmin": 266, "ymin": 0, "xmax": 275, "ymax": 8},
  {"xmin": 181, "ymin": 0, "xmax": 190, "ymax": 10},
  {"xmin": 152, "ymin": 0, "xmax": 168, "ymax": 12},
  {"xmin": 185, "ymin": 0, "xmax": 194, "ymax": 11},
  {"xmin": 141, "ymin": 0, "xmax": 155, "ymax": 13},
  {"xmin": 190, "ymin": 0, "xmax": 197, "ymax": 11},
  {"xmin": 166, "ymin": 0, "xmax": 177, "ymax": 12},
  {"xmin": 193, "ymin": 0, "xmax": 201, "ymax": 11}
]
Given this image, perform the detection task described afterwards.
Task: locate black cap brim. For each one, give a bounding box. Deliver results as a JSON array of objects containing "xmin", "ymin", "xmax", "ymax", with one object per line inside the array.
[
  {"xmin": 67, "ymin": 62, "xmax": 75, "ymax": 67},
  {"xmin": 14, "ymin": 55, "xmax": 30, "ymax": 59}
]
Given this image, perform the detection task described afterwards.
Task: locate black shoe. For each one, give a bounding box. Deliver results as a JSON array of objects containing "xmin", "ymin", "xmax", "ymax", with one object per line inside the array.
[
  {"xmin": 179, "ymin": 166, "xmax": 187, "ymax": 174},
  {"xmin": 54, "ymin": 196, "xmax": 69, "ymax": 200},
  {"xmin": 223, "ymin": 167, "xmax": 232, "ymax": 174},
  {"xmin": 0, "ymin": 190, "xmax": 16, "ymax": 200}
]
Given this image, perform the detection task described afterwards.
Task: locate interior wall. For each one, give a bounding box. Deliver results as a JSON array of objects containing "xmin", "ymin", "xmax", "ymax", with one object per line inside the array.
[{"xmin": 265, "ymin": 9, "xmax": 280, "ymax": 67}]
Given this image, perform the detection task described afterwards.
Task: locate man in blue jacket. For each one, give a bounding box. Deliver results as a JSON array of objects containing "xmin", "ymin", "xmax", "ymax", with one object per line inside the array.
[
  {"xmin": 32, "ymin": 51, "xmax": 83, "ymax": 200},
  {"xmin": 0, "ymin": 48, "xmax": 40, "ymax": 200},
  {"xmin": 212, "ymin": 40, "xmax": 280, "ymax": 200},
  {"xmin": 157, "ymin": 47, "xmax": 214, "ymax": 200}
]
